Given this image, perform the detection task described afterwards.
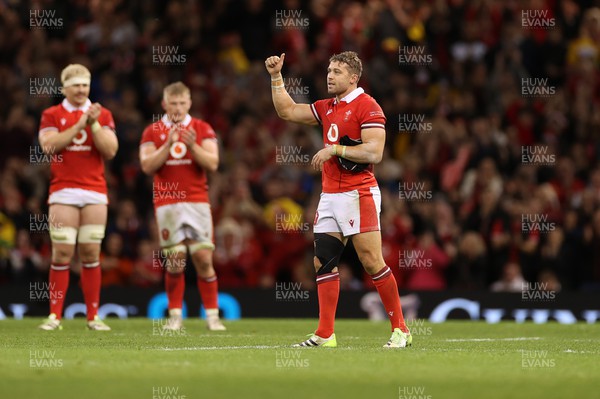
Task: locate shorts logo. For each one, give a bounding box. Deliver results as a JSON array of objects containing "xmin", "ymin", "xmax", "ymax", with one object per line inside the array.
[
  {"xmin": 349, "ymin": 219, "xmax": 355, "ymax": 227},
  {"xmin": 314, "ymin": 211, "xmax": 319, "ymax": 225},
  {"xmin": 170, "ymin": 142, "xmax": 187, "ymax": 159},
  {"xmin": 73, "ymin": 129, "xmax": 87, "ymax": 145},
  {"xmin": 162, "ymin": 229, "xmax": 170, "ymax": 241}
]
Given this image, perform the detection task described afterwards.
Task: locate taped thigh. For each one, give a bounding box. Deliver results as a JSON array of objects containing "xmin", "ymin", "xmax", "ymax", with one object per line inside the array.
[
  {"xmin": 77, "ymin": 224, "xmax": 106, "ymax": 244},
  {"xmin": 49, "ymin": 226, "xmax": 78, "ymax": 245}
]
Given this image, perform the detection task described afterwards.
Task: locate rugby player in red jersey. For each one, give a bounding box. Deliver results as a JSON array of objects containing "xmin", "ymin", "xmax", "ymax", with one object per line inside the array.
[
  {"xmin": 38, "ymin": 64, "xmax": 118, "ymax": 330},
  {"xmin": 140, "ymin": 82, "xmax": 225, "ymax": 331},
  {"xmin": 266, "ymin": 52, "xmax": 411, "ymax": 348}
]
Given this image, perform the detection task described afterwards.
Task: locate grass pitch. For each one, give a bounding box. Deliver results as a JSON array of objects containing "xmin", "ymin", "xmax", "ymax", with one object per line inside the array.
[{"xmin": 0, "ymin": 319, "xmax": 598, "ymax": 399}]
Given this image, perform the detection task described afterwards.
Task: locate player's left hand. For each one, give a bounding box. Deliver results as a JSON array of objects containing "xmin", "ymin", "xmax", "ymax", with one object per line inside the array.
[
  {"xmin": 86, "ymin": 103, "xmax": 102, "ymax": 124},
  {"xmin": 311, "ymin": 146, "xmax": 334, "ymax": 171},
  {"xmin": 180, "ymin": 127, "xmax": 197, "ymax": 147}
]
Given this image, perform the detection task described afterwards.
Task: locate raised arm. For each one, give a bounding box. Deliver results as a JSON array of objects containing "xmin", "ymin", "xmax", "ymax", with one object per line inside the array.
[{"xmin": 265, "ymin": 53, "xmax": 318, "ymax": 126}]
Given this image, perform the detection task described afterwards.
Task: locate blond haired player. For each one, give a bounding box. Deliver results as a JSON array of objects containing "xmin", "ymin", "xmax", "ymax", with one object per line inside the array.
[
  {"xmin": 266, "ymin": 52, "xmax": 412, "ymax": 348},
  {"xmin": 38, "ymin": 64, "xmax": 118, "ymax": 330},
  {"xmin": 140, "ymin": 82, "xmax": 225, "ymax": 331}
]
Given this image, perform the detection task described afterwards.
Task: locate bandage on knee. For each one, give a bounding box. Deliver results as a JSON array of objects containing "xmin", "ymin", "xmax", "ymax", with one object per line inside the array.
[{"xmin": 314, "ymin": 233, "xmax": 345, "ymax": 276}]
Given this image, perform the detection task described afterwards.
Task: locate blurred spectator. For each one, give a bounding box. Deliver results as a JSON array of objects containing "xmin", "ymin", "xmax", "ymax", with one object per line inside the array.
[
  {"xmin": 447, "ymin": 232, "xmax": 487, "ymax": 290},
  {"xmin": 130, "ymin": 239, "xmax": 162, "ymax": 288},
  {"xmin": 9, "ymin": 229, "xmax": 45, "ymax": 284},
  {"xmin": 491, "ymin": 262, "xmax": 527, "ymax": 293},
  {"xmin": 213, "ymin": 217, "xmax": 263, "ymax": 288},
  {"xmin": 1, "ymin": 1, "xmax": 600, "ymax": 293},
  {"xmin": 403, "ymin": 229, "xmax": 450, "ymax": 291},
  {"xmin": 100, "ymin": 232, "xmax": 133, "ymax": 286},
  {"xmin": 538, "ymin": 269, "xmax": 562, "ymax": 293}
]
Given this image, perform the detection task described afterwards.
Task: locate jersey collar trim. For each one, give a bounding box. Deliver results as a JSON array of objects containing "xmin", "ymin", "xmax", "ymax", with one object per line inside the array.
[
  {"xmin": 335, "ymin": 87, "xmax": 364, "ymax": 104},
  {"xmin": 62, "ymin": 98, "xmax": 92, "ymax": 113},
  {"xmin": 161, "ymin": 114, "xmax": 192, "ymax": 128}
]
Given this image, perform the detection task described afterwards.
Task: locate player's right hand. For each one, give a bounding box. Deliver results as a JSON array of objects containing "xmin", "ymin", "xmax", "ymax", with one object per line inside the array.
[
  {"xmin": 167, "ymin": 125, "xmax": 179, "ymax": 145},
  {"xmin": 265, "ymin": 53, "xmax": 285, "ymax": 75},
  {"xmin": 76, "ymin": 113, "xmax": 89, "ymax": 129}
]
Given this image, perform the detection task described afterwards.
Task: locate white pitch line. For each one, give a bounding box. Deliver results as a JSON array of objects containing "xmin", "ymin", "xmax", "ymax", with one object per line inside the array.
[
  {"xmin": 564, "ymin": 349, "xmax": 599, "ymax": 354},
  {"xmin": 156, "ymin": 345, "xmax": 283, "ymax": 351},
  {"xmin": 445, "ymin": 337, "xmax": 542, "ymax": 342}
]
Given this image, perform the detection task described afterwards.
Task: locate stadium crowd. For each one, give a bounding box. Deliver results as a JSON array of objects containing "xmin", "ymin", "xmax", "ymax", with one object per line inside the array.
[{"xmin": 1, "ymin": 0, "xmax": 600, "ymax": 292}]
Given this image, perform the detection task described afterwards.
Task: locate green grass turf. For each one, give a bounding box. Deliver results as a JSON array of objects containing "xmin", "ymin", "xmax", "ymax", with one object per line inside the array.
[{"xmin": 0, "ymin": 319, "xmax": 598, "ymax": 399}]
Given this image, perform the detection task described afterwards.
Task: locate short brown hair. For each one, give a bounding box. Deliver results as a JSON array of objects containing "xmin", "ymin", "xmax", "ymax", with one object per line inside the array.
[
  {"xmin": 163, "ymin": 81, "xmax": 190, "ymax": 99},
  {"xmin": 329, "ymin": 51, "xmax": 362, "ymax": 79}
]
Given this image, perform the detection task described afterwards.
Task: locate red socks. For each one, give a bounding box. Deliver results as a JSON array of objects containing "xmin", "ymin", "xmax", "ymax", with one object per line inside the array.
[
  {"xmin": 165, "ymin": 271, "xmax": 185, "ymax": 309},
  {"xmin": 371, "ymin": 265, "xmax": 408, "ymax": 333},
  {"xmin": 197, "ymin": 275, "xmax": 219, "ymax": 309},
  {"xmin": 81, "ymin": 261, "xmax": 101, "ymax": 321},
  {"xmin": 49, "ymin": 263, "xmax": 70, "ymax": 319},
  {"xmin": 315, "ymin": 272, "xmax": 340, "ymax": 338},
  {"xmin": 165, "ymin": 273, "xmax": 220, "ymax": 311}
]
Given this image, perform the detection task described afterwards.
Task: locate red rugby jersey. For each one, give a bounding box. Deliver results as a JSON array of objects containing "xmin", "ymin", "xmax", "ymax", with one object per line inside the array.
[
  {"xmin": 140, "ymin": 114, "xmax": 217, "ymax": 207},
  {"xmin": 310, "ymin": 88, "xmax": 386, "ymax": 193},
  {"xmin": 39, "ymin": 99, "xmax": 116, "ymax": 195}
]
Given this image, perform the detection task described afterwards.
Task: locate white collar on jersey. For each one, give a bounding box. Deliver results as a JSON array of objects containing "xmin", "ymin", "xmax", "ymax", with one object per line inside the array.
[
  {"xmin": 62, "ymin": 98, "xmax": 92, "ymax": 112},
  {"xmin": 161, "ymin": 114, "xmax": 192, "ymax": 128},
  {"xmin": 334, "ymin": 87, "xmax": 364, "ymax": 104}
]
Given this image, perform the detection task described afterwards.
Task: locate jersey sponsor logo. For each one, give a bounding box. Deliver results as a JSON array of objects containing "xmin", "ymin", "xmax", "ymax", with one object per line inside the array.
[
  {"xmin": 369, "ymin": 111, "xmax": 384, "ymax": 117},
  {"xmin": 65, "ymin": 145, "xmax": 92, "ymax": 152},
  {"xmin": 65, "ymin": 129, "xmax": 92, "ymax": 151},
  {"xmin": 165, "ymin": 159, "xmax": 192, "ymax": 166},
  {"xmin": 170, "ymin": 142, "xmax": 187, "ymax": 159},
  {"xmin": 326, "ymin": 123, "xmax": 339, "ymax": 142},
  {"xmin": 72, "ymin": 129, "xmax": 87, "ymax": 145}
]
